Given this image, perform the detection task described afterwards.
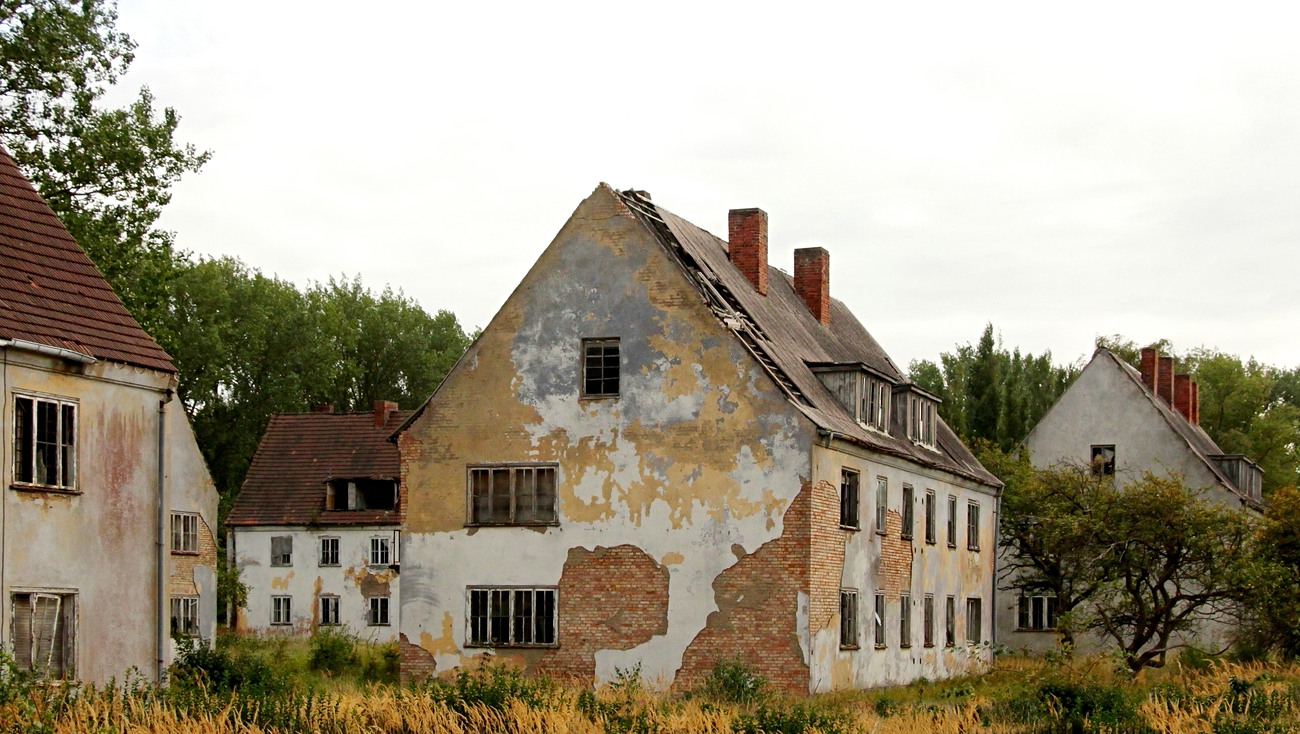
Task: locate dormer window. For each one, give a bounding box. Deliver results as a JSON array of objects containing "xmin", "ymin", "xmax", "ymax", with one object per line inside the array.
[
  {"xmin": 809, "ymin": 364, "xmax": 892, "ymax": 432},
  {"xmin": 892, "ymin": 384, "xmax": 939, "ymax": 449},
  {"xmin": 858, "ymin": 374, "xmax": 890, "ymax": 432},
  {"xmin": 325, "ymin": 478, "xmax": 397, "ymax": 511}
]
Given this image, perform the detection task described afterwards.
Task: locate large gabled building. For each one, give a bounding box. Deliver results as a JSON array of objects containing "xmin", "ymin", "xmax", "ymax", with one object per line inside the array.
[
  {"xmin": 0, "ymin": 147, "xmax": 218, "ymax": 683},
  {"xmin": 392, "ymin": 185, "xmax": 1001, "ymax": 693}
]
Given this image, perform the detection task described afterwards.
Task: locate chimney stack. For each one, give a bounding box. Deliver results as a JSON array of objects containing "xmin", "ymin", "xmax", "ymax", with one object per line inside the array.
[
  {"xmin": 1139, "ymin": 347, "xmax": 1160, "ymax": 394},
  {"xmin": 728, "ymin": 208, "xmax": 768, "ymax": 296},
  {"xmin": 312, "ymin": 403, "xmax": 334, "ymax": 414},
  {"xmin": 373, "ymin": 400, "xmax": 398, "ymax": 428},
  {"xmin": 1174, "ymin": 374, "xmax": 1193, "ymax": 422},
  {"xmin": 794, "ymin": 247, "xmax": 831, "ymax": 326},
  {"xmin": 1158, "ymin": 356, "xmax": 1175, "ymax": 405},
  {"xmin": 1191, "ymin": 380, "xmax": 1200, "ymax": 425}
]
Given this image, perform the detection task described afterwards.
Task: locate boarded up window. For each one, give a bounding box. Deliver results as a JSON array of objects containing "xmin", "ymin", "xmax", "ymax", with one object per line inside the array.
[{"xmin": 11, "ymin": 592, "xmax": 75, "ymax": 678}]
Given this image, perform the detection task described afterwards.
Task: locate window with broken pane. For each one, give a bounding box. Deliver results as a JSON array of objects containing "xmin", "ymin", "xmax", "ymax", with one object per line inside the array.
[
  {"xmin": 321, "ymin": 595, "xmax": 340, "ymax": 625},
  {"xmin": 370, "ymin": 537, "xmax": 390, "ymax": 566},
  {"xmin": 467, "ymin": 587, "xmax": 557, "ymax": 647},
  {"xmin": 11, "ymin": 592, "xmax": 75, "ymax": 678},
  {"xmin": 581, "ymin": 338, "xmax": 620, "ymax": 397},
  {"xmin": 13, "ymin": 395, "xmax": 76, "ymax": 489},
  {"xmin": 468, "ymin": 464, "xmax": 558, "ymax": 525},
  {"xmin": 368, "ymin": 597, "xmax": 390, "ymax": 626},
  {"xmin": 171, "ymin": 595, "xmax": 199, "ymax": 637}
]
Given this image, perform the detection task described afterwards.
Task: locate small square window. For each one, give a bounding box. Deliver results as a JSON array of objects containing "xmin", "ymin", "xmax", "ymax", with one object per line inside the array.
[
  {"xmin": 840, "ymin": 469, "xmax": 860, "ymax": 529},
  {"xmin": 320, "ymin": 537, "xmax": 339, "ymax": 566},
  {"xmin": 581, "ymin": 338, "xmax": 620, "ymax": 398},
  {"xmin": 1091, "ymin": 445, "xmax": 1116, "ymax": 476},
  {"xmin": 368, "ymin": 597, "xmax": 390, "ymax": 626},
  {"xmin": 839, "ymin": 590, "xmax": 858, "ymax": 649},
  {"xmin": 321, "ymin": 596, "xmax": 340, "ymax": 626}
]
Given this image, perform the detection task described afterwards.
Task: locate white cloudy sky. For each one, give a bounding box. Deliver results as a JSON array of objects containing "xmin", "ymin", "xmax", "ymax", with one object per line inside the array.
[{"xmin": 113, "ymin": 0, "xmax": 1300, "ymax": 369}]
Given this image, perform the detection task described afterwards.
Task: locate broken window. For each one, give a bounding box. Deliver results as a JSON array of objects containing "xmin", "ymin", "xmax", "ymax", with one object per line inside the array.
[
  {"xmin": 368, "ymin": 597, "xmax": 390, "ymax": 626},
  {"xmin": 901, "ymin": 485, "xmax": 914, "ymax": 540},
  {"xmin": 923, "ymin": 594, "xmax": 935, "ymax": 647},
  {"xmin": 467, "ymin": 587, "xmax": 557, "ymax": 647},
  {"xmin": 967, "ymin": 501, "xmax": 981, "ymax": 551},
  {"xmin": 271, "ymin": 536, "xmax": 293, "ymax": 566},
  {"xmin": 171, "ymin": 596, "xmax": 199, "ymax": 637},
  {"xmin": 1090, "ymin": 445, "xmax": 1116, "ymax": 476},
  {"xmin": 320, "ymin": 537, "xmax": 339, "ymax": 566},
  {"xmin": 468, "ymin": 464, "xmax": 558, "ymax": 525},
  {"xmin": 839, "ymin": 469, "xmax": 860, "ymax": 529},
  {"xmin": 1017, "ymin": 595, "xmax": 1058, "ymax": 631},
  {"xmin": 369, "ymin": 537, "xmax": 390, "ymax": 566},
  {"xmin": 271, "ymin": 595, "xmax": 292, "ymax": 625},
  {"xmin": 327, "ymin": 479, "xmax": 397, "ymax": 511},
  {"xmin": 171, "ymin": 512, "xmax": 200, "ymax": 553},
  {"xmin": 947, "ymin": 495, "xmax": 958, "ymax": 547},
  {"xmin": 924, "ymin": 489, "xmax": 936, "ymax": 544},
  {"xmin": 581, "ymin": 338, "xmax": 620, "ymax": 398},
  {"xmin": 875, "ymin": 477, "xmax": 888, "ymax": 535},
  {"xmin": 13, "ymin": 395, "xmax": 76, "ymax": 489},
  {"xmin": 907, "ymin": 395, "xmax": 936, "ymax": 447},
  {"xmin": 321, "ymin": 595, "xmax": 340, "ymax": 626},
  {"xmin": 11, "ymin": 592, "xmax": 75, "ymax": 678},
  {"xmin": 945, "ymin": 595, "xmax": 956, "ymax": 647},
  {"xmin": 900, "ymin": 594, "xmax": 912, "ymax": 648},
  {"xmin": 858, "ymin": 374, "xmax": 890, "ymax": 431},
  {"xmin": 839, "ymin": 590, "xmax": 858, "ymax": 649},
  {"xmin": 873, "ymin": 593, "xmax": 886, "ymax": 647},
  {"xmin": 966, "ymin": 597, "xmax": 983, "ymax": 644}
]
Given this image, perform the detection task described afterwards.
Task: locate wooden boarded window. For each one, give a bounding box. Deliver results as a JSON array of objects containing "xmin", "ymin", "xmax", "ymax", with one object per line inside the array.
[{"xmin": 11, "ymin": 592, "xmax": 75, "ymax": 679}]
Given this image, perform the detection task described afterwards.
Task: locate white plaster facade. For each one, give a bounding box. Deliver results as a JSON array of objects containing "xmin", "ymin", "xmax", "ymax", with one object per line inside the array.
[{"xmin": 232, "ymin": 525, "xmax": 400, "ymax": 640}]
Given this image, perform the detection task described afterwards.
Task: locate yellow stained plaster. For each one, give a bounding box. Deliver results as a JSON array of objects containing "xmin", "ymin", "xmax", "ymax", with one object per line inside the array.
[
  {"xmin": 660, "ymin": 551, "xmax": 684, "ymax": 565},
  {"xmin": 270, "ymin": 572, "xmax": 293, "ymax": 590}
]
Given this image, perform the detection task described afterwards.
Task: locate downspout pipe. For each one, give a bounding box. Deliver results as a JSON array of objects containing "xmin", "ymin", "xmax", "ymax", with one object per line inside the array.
[
  {"xmin": 157, "ymin": 388, "xmax": 173, "ymax": 683},
  {"xmin": 991, "ymin": 483, "xmax": 1004, "ymax": 654}
]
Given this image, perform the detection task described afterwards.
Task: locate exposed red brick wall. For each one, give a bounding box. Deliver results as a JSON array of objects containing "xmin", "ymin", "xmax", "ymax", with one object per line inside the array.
[
  {"xmin": 793, "ymin": 248, "xmax": 830, "ymax": 326},
  {"xmin": 399, "ymin": 633, "xmax": 437, "ymax": 683},
  {"xmin": 728, "ymin": 208, "xmax": 768, "ymax": 296},
  {"xmin": 809, "ymin": 479, "xmax": 848, "ymax": 635},
  {"xmin": 676, "ymin": 484, "xmax": 819, "ymax": 696},
  {"xmin": 531, "ymin": 545, "xmax": 670, "ymax": 683},
  {"xmin": 170, "ymin": 515, "xmax": 217, "ymax": 595},
  {"xmin": 1174, "ymin": 374, "xmax": 1194, "ymax": 424},
  {"xmin": 878, "ymin": 510, "xmax": 913, "ymax": 595}
]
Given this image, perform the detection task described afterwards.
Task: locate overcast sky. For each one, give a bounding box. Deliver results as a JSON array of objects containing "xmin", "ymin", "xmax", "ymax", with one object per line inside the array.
[{"xmin": 113, "ymin": 0, "xmax": 1300, "ymax": 370}]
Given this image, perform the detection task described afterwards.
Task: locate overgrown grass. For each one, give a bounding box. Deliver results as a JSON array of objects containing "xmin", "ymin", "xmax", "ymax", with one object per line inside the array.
[{"xmin": 4, "ymin": 636, "xmax": 1300, "ymax": 733}]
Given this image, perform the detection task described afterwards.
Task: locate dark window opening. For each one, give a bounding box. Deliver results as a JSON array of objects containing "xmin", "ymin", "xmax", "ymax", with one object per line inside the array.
[
  {"xmin": 12, "ymin": 592, "xmax": 75, "ymax": 678},
  {"xmin": 327, "ymin": 479, "xmax": 397, "ymax": 511},
  {"xmin": 840, "ymin": 469, "xmax": 860, "ymax": 529},
  {"xmin": 468, "ymin": 587, "xmax": 556, "ymax": 647},
  {"xmin": 469, "ymin": 464, "xmax": 558, "ymax": 525},
  {"xmin": 839, "ymin": 590, "xmax": 858, "ymax": 649},
  {"xmin": 1091, "ymin": 445, "xmax": 1116, "ymax": 476},
  {"xmin": 582, "ymin": 338, "xmax": 621, "ymax": 398}
]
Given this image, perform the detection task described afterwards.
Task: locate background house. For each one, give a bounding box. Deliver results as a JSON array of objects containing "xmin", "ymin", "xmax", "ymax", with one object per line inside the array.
[
  {"xmin": 393, "ymin": 185, "xmax": 1001, "ymax": 693},
  {"xmin": 227, "ymin": 401, "xmax": 408, "ymax": 638},
  {"xmin": 0, "ymin": 148, "xmax": 218, "ymax": 683},
  {"xmin": 999, "ymin": 346, "xmax": 1262, "ymax": 651}
]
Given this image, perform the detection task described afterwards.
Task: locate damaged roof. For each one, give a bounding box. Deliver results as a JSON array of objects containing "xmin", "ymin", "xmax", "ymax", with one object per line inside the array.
[
  {"xmin": 227, "ymin": 409, "xmax": 413, "ymax": 527},
  {"xmin": 615, "ymin": 189, "xmax": 1000, "ymax": 487},
  {"xmin": 0, "ymin": 146, "xmax": 175, "ymax": 372}
]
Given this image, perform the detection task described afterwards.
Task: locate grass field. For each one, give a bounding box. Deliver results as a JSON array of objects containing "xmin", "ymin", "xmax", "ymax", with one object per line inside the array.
[{"xmin": 2, "ymin": 631, "xmax": 1298, "ymax": 733}]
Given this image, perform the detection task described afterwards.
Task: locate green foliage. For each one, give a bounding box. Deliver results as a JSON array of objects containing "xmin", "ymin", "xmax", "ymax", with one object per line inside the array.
[
  {"xmin": 0, "ymin": 0, "xmax": 208, "ymax": 335},
  {"xmin": 169, "ymin": 635, "xmax": 280, "ymax": 695},
  {"xmin": 733, "ymin": 701, "xmax": 851, "ymax": 734},
  {"xmin": 697, "ymin": 658, "xmax": 769, "ymax": 705},
  {"xmin": 308, "ymin": 628, "xmax": 359, "ymax": 675},
  {"xmin": 216, "ymin": 562, "xmax": 247, "ymax": 620},
  {"xmin": 1036, "ymin": 679, "xmax": 1138, "ymax": 727},
  {"xmin": 424, "ymin": 662, "xmax": 560, "ymax": 713},
  {"xmin": 1241, "ymin": 485, "xmax": 1300, "ymax": 659},
  {"xmin": 910, "ymin": 323, "xmax": 1078, "ymax": 450}
]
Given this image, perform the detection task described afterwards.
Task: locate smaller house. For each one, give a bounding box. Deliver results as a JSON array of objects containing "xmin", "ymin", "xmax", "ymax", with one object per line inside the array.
[
  {"xmin": 227, "ymin": 401, "xmax": 410, "ymax": 637},
  {"xmin": 998, "ymin": 345, "xmax": 1262, "ymax": 650}
]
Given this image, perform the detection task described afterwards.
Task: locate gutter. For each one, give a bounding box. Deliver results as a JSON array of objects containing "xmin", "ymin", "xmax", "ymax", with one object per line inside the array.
[
  {"xmin": 0, "ymin": 338, "xmax": 96, "ymax": 365},
  {"xmin": 157, "ymin": 389, "xmax": 173, "ymax": 682}
]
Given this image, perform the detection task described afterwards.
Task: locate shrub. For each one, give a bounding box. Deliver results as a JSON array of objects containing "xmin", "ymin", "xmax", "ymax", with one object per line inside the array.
[
  {"xmin": 734, "ymin": 701, "xmax": 851, "ymax": 734},
  {"xmin": 309, "ymin": 628, "xmax": 359, "ymax": 675},
  {"xmin": 170, "ymin": 635, "xmax": 279, "ymax": 694},
  {"xmin": 424, "ymin": 661, "xmax": 559, "ymax": 712},
  {"xmin": 1037, "ymin": 679, "xmax": 1137, "ymax": 727},
  {"xmin": 360, "ymin": 641, "xmax": 400, "ymax": 684},
  {"xmin": 698, "ymin": 658, "xmax": 768, "ymax": 705}
]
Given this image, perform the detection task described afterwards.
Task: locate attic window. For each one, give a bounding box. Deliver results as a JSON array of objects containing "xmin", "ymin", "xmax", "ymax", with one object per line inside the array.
[
  {"xmin": 907, "ymin": 394, "xmax": 936, "ymax": 448},
  {"xmin": 858, "ymin": 375, "xmax": 890, "ymax": 432},
  {"xmin": 1090, "ymin": 445, "xmax": 1116, "ymax": 476},
  {"xmin": 581, "ymin": 338, "xmax": 620, "ymax": 398},
  {"xmin": 326, "ymin": 479, "xmax": 396, "ymax": 511}
]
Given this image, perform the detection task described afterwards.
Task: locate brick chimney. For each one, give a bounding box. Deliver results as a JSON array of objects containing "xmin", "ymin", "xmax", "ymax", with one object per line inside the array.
[
  {"xmin": 794, "ymin": 247, "xmax": 830, "ymax": 326},
  {"xmin": 1191, "ymin": 380, "xmax": 1200, "ymax": 424},
  {"xmin": 312, "ymin": 403, "xmax": 334, "ymax": 414},
  {"xmin": 728, "ymin": 208, "xmax": 768, "ymax": 296},
  {"xmin": 1174, "ymin": 374, "xmax": 1193, "ymax": 423},
  {"xmin": 373, "ymin": 400, "xmax": 398, "ymax": 428},
  {"xmin": 1139, "ymin": 347, "xmax": 1160, "ymax": 394},
  {"xmin": 1158, "ymin": 356, "xmax": 1175, "ymax": 405}
]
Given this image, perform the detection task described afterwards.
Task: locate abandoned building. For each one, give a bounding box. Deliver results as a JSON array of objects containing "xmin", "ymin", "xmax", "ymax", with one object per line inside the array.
[
  {"xmin": 998, "ymin": 346, "xmax": 1263, "ymax": 652},
  {"xmin": 0, "ymin": 147, "xmax": 219, "ymax": 683},
  {"xmin": 227, "ymin": 401, "xmax": 409, "ymax": 638},
  {"xmin": 391, "ymin": 184, "xmax": 1002, "ymax": 693}
]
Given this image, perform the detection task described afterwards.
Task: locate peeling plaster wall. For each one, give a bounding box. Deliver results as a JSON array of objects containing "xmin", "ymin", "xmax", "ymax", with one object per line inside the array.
[
  {"xmin": 233, "ymin": 526, "xmax": 399, "ymax": 640},
  {"xmin": 0, "ymin": 352, "xmax": 219, "ymax": 683},
  {"xmin": 807, "ymin": 441, "xmax": 997, "ymax": 692},
  {"xmin": 399, "ymin": 186, "xmax": 816, "ymax": 689}
]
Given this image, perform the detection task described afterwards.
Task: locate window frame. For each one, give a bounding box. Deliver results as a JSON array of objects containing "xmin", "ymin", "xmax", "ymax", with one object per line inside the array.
[
  {"xmin": 320, "ymin": 595, "xmax": 341, "ymax": 626},
  {"xmin": 839, "ymin": 589, "xmax": 859, "ymax": 649},
  {"xmin": 466, "ymin": 586, "xmax": 558, "ymax": 648},
  {"xmin": 368, "ymin": 596, "xmax": 390, "ymax": 626},
  {"xmin": 946, "ymin": 495, "xmax": 958, "ymax": 547},
  {"xmin": 580, "ymin": 337, "xmax": 621, "ymax": 399},
  {"xmin": 859, "ymin": 375, "xmax": 890, "ymax": 432},
  {"xmin": 944, "ymin": 595, "xmax": 956, "ymax": 647},
  {"xmin": 924, "ymin": 489, "xmax": 936, "ymax": 544},
  {"xmin": 319, "ymin": 536, "xmax": 340, "ymax": 567},
  {"xmin": 966, "ymin": 597, "xmax": 983, "ymax": 644},
  {"xmin": 369, "ymin": 536, "xmax": 391, "ymax": 566},
  {"xmin": 923, "ymin": 594, "xmax": 935, "ymax": 647},
  {"xmin": 1017, "ymin": 595, "xmax": 1059, "ymax": 631},
  {"xmin": 10, "ymin": 589, "xmax": 76, "ymax": 679},
  {"xmin": 170, "ymin": 512, "xmax": 200, "ymax": 554},
  {"xmin": 899, "ymin": 593, "xmax": 912, "ymax": 649},
  {"xmin": 271, "ymin": 595, "xmax": 292, "ymax": 626},
  {"xmin": 1091, "ymin": 444, "xmax": 1116, "ymax": 476},
  {"xmin": 967, "ymin": 501, "xmax": 981, "ymax": 551},
  {"xmin": 875, "ymin": 477, "xmax": 888, "ymax": 535},
  {"xmin": 467, "ymin": 463, "xmax": 559, "ymax": 526},
  {"xmin": 901, "ymin": 484, "xmax": 914, "ymax": 540},
  {"xmin": 11, "ymin": 393, "xmax": 78, "ymax": 491},
  {"xmin": 270, "ymin": 536, "xmax": 293, "ymax": 567},
  {"xmin": 839, "ymin": 468, "xmax": 860, "ymax": 530},
  {"xmin": 170, "ymin": 595, "xmax": 200, "ymax": 637},
  {"xmin": 873, "ymin": 592, "xmax": 886, "ymax": 648}
]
